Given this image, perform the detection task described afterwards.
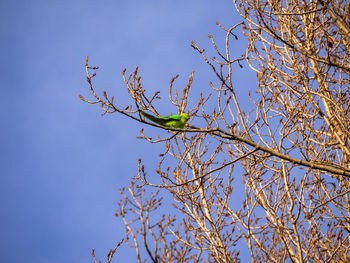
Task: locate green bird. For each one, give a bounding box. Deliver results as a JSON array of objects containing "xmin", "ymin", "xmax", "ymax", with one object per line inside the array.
[{"xmin": 140, "ymin": 111, "xmax": 190, "ymax": 129}]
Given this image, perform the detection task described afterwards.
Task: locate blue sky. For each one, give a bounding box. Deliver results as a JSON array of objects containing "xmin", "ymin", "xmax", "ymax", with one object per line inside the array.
[{"xmin": 0, "ymin": 0, "xmax": 256, "ymax": 262}]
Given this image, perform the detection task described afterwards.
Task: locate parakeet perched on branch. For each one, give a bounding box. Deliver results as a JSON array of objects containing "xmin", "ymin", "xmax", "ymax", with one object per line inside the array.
[{"xmin": 140, "ymin": 111, "xmax": 190, "ymax": 129}]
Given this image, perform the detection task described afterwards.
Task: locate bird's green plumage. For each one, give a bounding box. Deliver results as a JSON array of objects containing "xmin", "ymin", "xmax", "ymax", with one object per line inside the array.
[{"xmin": 140, "ymin": 111, "xmax": 189, "ymax": 129}]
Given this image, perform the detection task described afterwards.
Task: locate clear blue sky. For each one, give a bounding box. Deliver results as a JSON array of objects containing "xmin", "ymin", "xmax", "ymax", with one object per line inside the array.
[{"xmin": 0, "ymin": 0, "xmax": 256, "ymax": 262}]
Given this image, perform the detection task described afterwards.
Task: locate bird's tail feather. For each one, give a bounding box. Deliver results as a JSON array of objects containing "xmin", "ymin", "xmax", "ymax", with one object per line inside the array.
[{"xmin": 140, "ymin": 111, "xmax": 162, "ymax": 125}]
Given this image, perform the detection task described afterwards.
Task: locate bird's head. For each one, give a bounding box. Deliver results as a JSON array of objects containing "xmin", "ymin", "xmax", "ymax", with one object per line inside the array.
[{"xmin": 181, "ymin": 113, "xmax": 190, "ymax": 122}]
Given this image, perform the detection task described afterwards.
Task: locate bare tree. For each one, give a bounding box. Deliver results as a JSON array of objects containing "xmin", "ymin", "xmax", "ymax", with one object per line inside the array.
[{"xmin": 82, "ymin": 0, "xmax": 350, "ymax": 262}]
